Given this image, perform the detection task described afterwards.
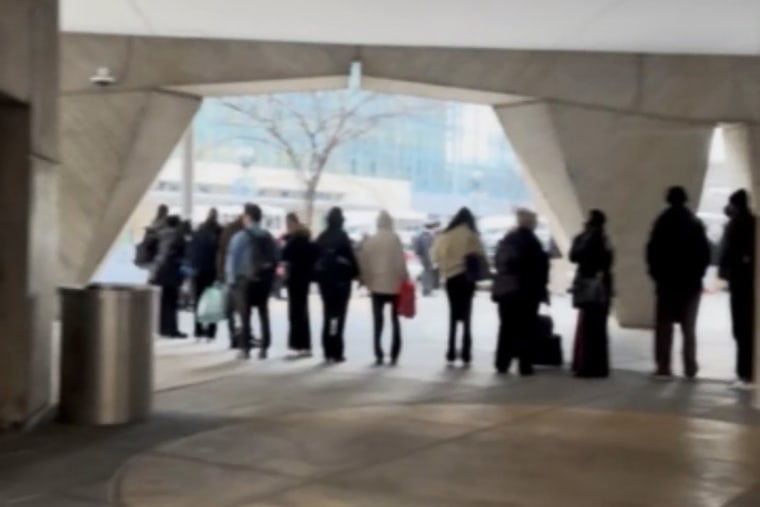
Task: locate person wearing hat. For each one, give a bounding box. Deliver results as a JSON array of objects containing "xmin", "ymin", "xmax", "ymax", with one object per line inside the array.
[
  {"xmin": 646, "ymin": 186, "xmax": 711, "ymax": 380},
  {"xmin": 719, "ymin": 189, "xmax": 756, "ymax": 389},
  {"xmin": 569, "ymin": 209, "xmax": 614, "ymax": 378}
]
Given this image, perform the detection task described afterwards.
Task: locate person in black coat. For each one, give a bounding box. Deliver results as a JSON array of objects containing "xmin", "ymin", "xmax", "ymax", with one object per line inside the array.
[
  {"xmin": 646, "ymin": 186, "xmax": 711, "ymax": 379},
  {"xmin": 282, "ymin": 212, "xmax": 318, "ymax": 357},
  {"xmin": 150, "ymin": 215, "xmax": 187, "ymax": 338},
  {"xmin": 189, "ymin": 208, "xmax": 222, "ymax": 340},
  {"xmin": 491, "ymin": 209, "xmax": 549, "ymax": 376},
  {"xmin": 570, "ymin": 210, "xmax": 614, "ymax": 378},
  {"xmin": 719, "ymin": 189, "xmax": 756, "ymax": 386},
  {"xmin": 314, "ymin": 207, "xmax": 359, "ymax": 363}
]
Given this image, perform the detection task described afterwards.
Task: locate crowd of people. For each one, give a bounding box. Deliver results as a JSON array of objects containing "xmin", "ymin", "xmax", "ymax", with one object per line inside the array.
[{"xmin": 134, "ymin": 184, "xmax": 756, "ymax": 387}]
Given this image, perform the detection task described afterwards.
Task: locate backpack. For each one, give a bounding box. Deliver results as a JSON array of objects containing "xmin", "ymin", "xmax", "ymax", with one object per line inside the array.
[
  {"xmin": 134, "ymin": 229, "xmax": 159, "ymax": 268},
  {"xmin": 245, "ymin": 230, "xmax": 277, "ymax": 281},
  {"xmin": 315, "ymin": 247, "xmax": 354, "ymax": 282}
]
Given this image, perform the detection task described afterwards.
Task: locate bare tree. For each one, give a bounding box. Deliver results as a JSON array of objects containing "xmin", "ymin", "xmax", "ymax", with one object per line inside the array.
[{"xmin": 219, "ymin": 90, "xmax": 418, "ymax": 225}]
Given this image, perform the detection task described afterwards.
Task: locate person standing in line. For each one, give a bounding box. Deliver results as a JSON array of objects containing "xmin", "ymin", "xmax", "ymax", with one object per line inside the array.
[
  {"xmin": 359, "ymin": 211, "xmax": 410, "ymax": 366},
  {"xmin": 217, "ymin": 214, "xmax": 246, "ymax": 349},
  {"xmin": 433, "ymin": 207, "xmax": 486, "ymax": 366},
  {"xmin": 569, "ymin": 209, "xmax": 614, "ymax": 378},
  {"xmin": 189, "ymin": 208, "xmax": 222, "ymax": 341},
  {"xmin": 226, "ymin": 204, "xmax": 280, "ymax": 360},
  {"xmin": 281, "ymin": 212, "xmax": 318, "ymax": 358},
  {"xmin": 719, "ymin": 189, "xmax": 756, "ymax": 388},
  {"xmin": 151, "ymin": 215, "xmax": 187, "ymax": 338},
  {"xmin": 314, "ymin": 207, "xmax": 359, "ymax": 363},
  {"xmin": 646, "ymin": 186, "xmax": 711, "ymax": 380},
  {"xmin": 134, "ymin": 204, "xmax": 169, "ymax": 269},
  {"xmin": 491, "ymin": 209, "xmax": 549, "ymax": 376},
  {"xmin": 414, "ymin": 222, "xmax": 437, "ymax": 296}
]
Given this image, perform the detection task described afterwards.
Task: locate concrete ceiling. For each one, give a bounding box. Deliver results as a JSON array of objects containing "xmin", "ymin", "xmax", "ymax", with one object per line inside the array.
[{"xmin": 61, "ymin": 0, "xmax": 760, "ymax": 56}]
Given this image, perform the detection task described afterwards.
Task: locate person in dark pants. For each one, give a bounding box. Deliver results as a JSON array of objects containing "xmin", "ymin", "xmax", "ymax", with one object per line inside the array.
[
  {"xmin": 646, "ymin": 186, "xmax": 711, "ymax": 380},
  {"xmin": 359, "ymin": 211, "xmax": 409, "ymax": 365},
  {"xmin": 433, "ymin": 208, "xmax": 486, "ymax": 365},
  {"xmin": 491, "ymin": 209, "xmax": 549, "ymax": 376},
  {"xmin": 315, "ymin": 207, "xmax": 359, "ymax": 363},
  {"xmin": 282, "ymin": 212, "xmax": 318, "ymax": 358},
  {"xmin": 189, "ymin": 208, "xmax": 222, "ymax": 340},
  {"xmin": 217, "ymin": 216, "xmax": 245, "ymax": 348},
  {"xmin": 150, "ymin": 215, "xmax": 187, "ymax": 338},
  {"xmin": 719, "ymin": 189, "xmax": 756, "ymax": 388},
  {"xmin": 226, "ymin": 204, "xmax": 280, "ymax": 360},
  {"xmin": 570, "ymin": 210, "xmax": 614, "ymax": 378}
]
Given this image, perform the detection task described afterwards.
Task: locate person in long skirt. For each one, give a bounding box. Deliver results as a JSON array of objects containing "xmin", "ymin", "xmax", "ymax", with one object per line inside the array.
[
  {"xmin": 281, "ymin": 212, "xmax": 318, "ymax": 357},
  {"xmin": 570, "ymin": 210, "xmax": 614, "ymax": 378}
]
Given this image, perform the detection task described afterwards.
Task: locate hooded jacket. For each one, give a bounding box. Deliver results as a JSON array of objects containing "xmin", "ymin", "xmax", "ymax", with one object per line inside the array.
[
  {"xmin": 315, "ymin": 208, "xmax": 359, "ymax": 285},
  {"xmin": 359, "ymin": 211, "xmax": 409, "ymax": 295}
]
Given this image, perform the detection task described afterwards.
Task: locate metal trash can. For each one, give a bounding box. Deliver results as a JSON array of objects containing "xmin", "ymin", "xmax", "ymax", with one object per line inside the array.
[{"xmin": 59, "ymin": 284, "xmax": 158, "ymax": 425}]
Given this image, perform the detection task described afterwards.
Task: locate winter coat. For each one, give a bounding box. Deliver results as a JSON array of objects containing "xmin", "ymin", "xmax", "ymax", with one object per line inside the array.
[
  {"xmin": 151, "ymin": 226, "xmax": 186, "ymax": 287},
  {"xmin": 491, "ymin": 227, "xmax": 549, "ymax": 303},
  {"xmin": 433, "ymin": 224, "xmax": 485, "ymax": 281},
  {"xmin": 282, "ymin": 226, "xmax": 318, "ymax": 286},
  {"xmin": 188, "ymin": 220, "xmax": 221, "ymax": 282},
  {"xmin": 315, "ymin": 210, "xmax": 359, "ymax": 287},
  {"xmin": 359, "ymin": 211, "xmax": 409, "ymax": 295},
  {"xmin": 719, "ymin": 212, "xmax": 755, "ymax": 287},
  {"xmin": 570, "ymin": 227, "xmax": 614, "ymax": 296},
  {"xmin": 646, "ymin": 204, "xmax": 711, "ymax": 296}
]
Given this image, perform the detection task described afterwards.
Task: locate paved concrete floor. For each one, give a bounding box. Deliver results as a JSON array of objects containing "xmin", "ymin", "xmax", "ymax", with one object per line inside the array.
[{"xmin": 1, "ymin": 292, "xmax": 755, "ymax": 506}]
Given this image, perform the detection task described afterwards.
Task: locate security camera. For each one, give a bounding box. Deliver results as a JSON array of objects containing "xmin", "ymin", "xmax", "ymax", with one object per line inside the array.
[{"xmin": 90, "ymin": 67, "xmax": 116, "ymax": 87}]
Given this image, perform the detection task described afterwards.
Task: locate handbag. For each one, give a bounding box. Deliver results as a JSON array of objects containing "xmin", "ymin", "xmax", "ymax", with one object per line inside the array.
[
  {"xmin": 396, "ymin": 279, "xmax": 416, "ymax": 318},
  {"xmin": 465, "ymin": 253, "xmax": 490, "ymax": 282},
  {"xmin": 197, "ymin": 283, "xmax": 227, "ymax": 324},
  {"xmin": 572, "ymin": 273, "xmax": 607, "ymax": 308}
]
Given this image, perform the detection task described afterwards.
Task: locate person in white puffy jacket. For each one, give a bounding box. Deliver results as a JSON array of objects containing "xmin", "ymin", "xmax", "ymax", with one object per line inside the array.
[{"xmin": 359, "ymin": 211, "xmax": 410, "ymax": 366}]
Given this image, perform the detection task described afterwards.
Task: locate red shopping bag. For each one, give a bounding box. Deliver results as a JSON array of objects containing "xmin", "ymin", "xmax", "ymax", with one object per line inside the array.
[{"xmin": 397, "ymin": 279, "xmax": 416, "ymax": 318}]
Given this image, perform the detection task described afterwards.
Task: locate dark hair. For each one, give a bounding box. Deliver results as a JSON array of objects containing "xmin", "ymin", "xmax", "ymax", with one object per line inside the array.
[
  {"xmin": 666, "ymin": 186, "xmax": 688, "ymax": 206},
  {"xmin": 156, "ymin": 204, "xmax": 169, "ymax": 220},
  {"xmin": 286, "ymin": 212, "xmax": 300, "ymax": 224},
  {"xmin": 244, "ymin": 203, "xmax": 262, "ymax": 223},
  {"xmin": 326, "ymin": 207, "xmax": 344, "ymax": 229},
  {"xmin": 587, "ymin": 209, "xmax": 606, "ymax": 228},
  {"xmin": 445, "ymin": 207, "xmax": 477, "ymax": 232}
]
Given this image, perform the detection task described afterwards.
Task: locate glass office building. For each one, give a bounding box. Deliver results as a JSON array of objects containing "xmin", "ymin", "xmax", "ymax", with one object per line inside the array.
[{"xmin": 193, "ymin": 92, "xmax": 529, "ymax": 215}]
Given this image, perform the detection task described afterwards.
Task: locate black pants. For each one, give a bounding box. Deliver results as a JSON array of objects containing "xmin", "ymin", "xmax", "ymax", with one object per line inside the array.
[
  {"xmin": 730, "ymin": 280, "xmax": 755, "ymax": 382},
  {"xmin": 495, "ymin": 296, "xmax": 539, "ymax": 375},
  {"xmin": 445, "ymin": 273, "xmax": 476, "ymax": 361},
  {"xmin": 319, "ymin": 282, "xmax": 352, "ymax": 361},
  {"xmin": 235, "ymin": 278, "xmax": 273, "ymax": 356},
  {"xmin": 372, "ymin": 293, "xmax": 401, "ymax": 361},
  {"xmin": 159, "ymin": 285, "xmax": 180, "ymax": 336},
  {"xmin": 288, "ymin": 280, "xmax": 311, "ymax": 351},
  {"xmin": 193, "ymin": 275, "xmax": 217, "ymax": 339},
  {"xmin": 654, "ymin": 291, "xmax": 700, "ymax": 377}
]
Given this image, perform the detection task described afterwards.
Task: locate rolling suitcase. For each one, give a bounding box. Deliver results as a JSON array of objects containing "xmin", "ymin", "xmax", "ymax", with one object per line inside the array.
[{"xmin": 532, "ymin": 314, "xmax": 563, "ymax": 367}]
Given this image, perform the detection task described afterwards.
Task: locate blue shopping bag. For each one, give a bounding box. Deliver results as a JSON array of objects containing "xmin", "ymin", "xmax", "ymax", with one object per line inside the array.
[{"xmin": 197, "ymin": 283, "xmax": 226, "ymax": 325}]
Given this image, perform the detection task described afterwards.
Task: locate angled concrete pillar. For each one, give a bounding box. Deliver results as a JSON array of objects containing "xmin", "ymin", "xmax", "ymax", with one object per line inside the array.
[
  {"xmin": 0, "ymin": 0, "xmax": 58, "ymax": 427},
  {"xmin": 495, "ymin": 102, "xmax": 713, "ymax": 328},
  {"xmin": 60, "ymin": 91, "xmax": 201, "ymax": 285}
]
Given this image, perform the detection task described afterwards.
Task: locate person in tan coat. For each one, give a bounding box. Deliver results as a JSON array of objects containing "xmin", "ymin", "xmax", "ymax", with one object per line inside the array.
[
  {"xmin": 359, "ymin": 210, "xmax": 409, "ymax": 365},
  {"xmin": 433, "ymin": 207, "xmax": 486, "ymax": 365}
]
